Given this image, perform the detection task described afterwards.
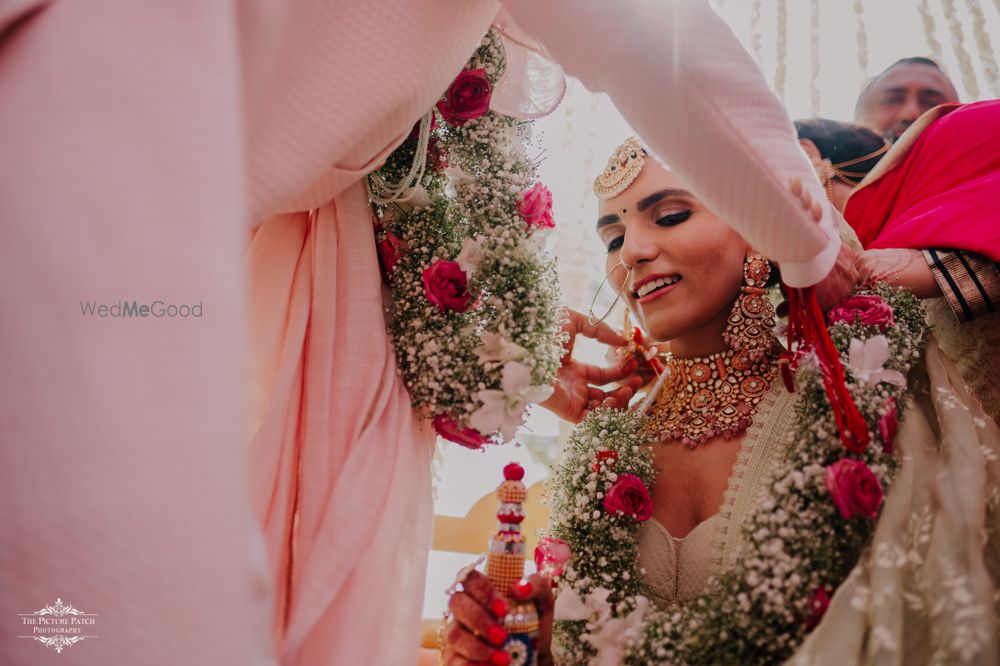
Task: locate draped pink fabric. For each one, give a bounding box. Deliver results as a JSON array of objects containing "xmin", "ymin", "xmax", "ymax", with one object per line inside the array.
[
  {"xmin": 0, "ymin": 1, "xmax": 497, "ymax": 664},
  {"xmin": 242, "ymin": 5, "xmax": 498, "ymax": 664},
  {"xmin": 845, "ymin": 100, "xmax": 1000, "ymax": 261},
  {"xmin": 247, "ymin": 185, "xmax": 437, "ymax": 664},
  {"xmin": 0, "ymin": 2, "xmax": 270, "ymax": 664}
]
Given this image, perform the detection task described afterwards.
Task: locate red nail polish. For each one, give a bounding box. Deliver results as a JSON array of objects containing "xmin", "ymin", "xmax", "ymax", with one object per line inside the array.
[
  {"xmin": 511, "ymin": 579, "xmax": 533, "ymax": 600},
  {"xmin": 489, "ymin": 649, "xmax": 511, "ymax": 666},
  {"xmin": 486, "ymin": 624, "xmax": 508, "ymax": 646},
  {"xmin": 490, "ymin": 598, "xmax": 509, "ymax": 618}
]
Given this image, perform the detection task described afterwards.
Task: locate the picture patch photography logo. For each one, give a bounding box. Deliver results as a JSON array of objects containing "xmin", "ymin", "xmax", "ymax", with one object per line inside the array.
[{"xmin": 17, "ymin": 598, "xmax": 99, "ymax": 653}]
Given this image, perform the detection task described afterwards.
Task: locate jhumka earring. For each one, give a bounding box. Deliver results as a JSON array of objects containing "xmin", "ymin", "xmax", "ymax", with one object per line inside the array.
[
  {"xmin": 587, "ymin": 262, "xmax": 630, "ymax": 325},
  {"xmin": 723, "ymin": 254, "xmax": 777, "ymax": 361}
]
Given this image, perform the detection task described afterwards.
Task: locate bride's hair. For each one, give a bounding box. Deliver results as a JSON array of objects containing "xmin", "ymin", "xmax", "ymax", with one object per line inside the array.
[{"xmin": 794, "ymin": 118, "xmax": 887, "ymax": 185}]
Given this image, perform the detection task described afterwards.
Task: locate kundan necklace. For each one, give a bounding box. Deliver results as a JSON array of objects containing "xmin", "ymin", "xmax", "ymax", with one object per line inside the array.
[{"xmin": 642, "ymin": 346, "xmax": 778, "ymax": 448}]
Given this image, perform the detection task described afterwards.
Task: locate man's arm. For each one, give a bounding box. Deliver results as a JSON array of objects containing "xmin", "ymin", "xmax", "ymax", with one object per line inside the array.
[
  {"xmin": 500, "ymin": 0, "xmax": 839, "ymax": 286},
  {"xmin": 925, "ymin": 249, "xmax": 1000, "ymax": 321}
]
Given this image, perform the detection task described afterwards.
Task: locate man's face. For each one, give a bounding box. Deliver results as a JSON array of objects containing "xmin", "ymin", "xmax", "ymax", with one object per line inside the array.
[{"xmin": 855, "ymin": 63, "xmax": 958, "ymax": 141}]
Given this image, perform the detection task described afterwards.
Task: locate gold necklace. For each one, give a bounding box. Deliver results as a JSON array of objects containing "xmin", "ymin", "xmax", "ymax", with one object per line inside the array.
[{"xmin": 642, "ymin": 347, "xmax": 778, "ymax": 448}]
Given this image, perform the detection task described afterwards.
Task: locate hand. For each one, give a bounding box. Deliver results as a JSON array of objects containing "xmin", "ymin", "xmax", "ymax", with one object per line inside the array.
[
  {"xmin": 813, "ymin": 240, "xmax": 862, "ymax": 312},
  {"xmin": 442, "ymin": 570, "xmax": 510, "ymax": 666},
  {"xmin": 541, "ymin": 309, "xmax": 645, "ymax": 424},
  {"xmin": 858, "ymin": 248, "xmax": 941, "ymax": 298},
  {"xmin": 442, "ymin": 570, "xmax": 555, "ymax": 666},
  {"xmin": 511, "ymin": 574, "xmax": 555, "ymax": 666}
]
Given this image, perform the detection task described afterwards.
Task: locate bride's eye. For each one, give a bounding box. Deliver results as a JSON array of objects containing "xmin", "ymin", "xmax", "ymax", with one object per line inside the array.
[
  {"xmin": 606, "ymin": 235, "xmax": 624, "ymax": 253},
  {"xmin": 656, "ymin": 209, "xmax": 692, "ymax": 227}
]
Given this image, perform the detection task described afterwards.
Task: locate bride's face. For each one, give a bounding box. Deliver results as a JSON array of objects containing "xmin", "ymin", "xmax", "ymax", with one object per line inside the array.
[{"xmin": 596, "ymin": 159, "xmax": 749, "ymax": 345}]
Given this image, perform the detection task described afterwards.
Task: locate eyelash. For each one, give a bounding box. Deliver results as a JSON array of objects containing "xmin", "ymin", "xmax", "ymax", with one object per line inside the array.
[{"xmin": 605, "ymin": 210, "xmax": 692, "ymax": 253}]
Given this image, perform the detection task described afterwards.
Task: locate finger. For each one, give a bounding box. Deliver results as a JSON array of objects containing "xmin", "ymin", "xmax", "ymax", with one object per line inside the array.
[
  {"xmin": 441, "ymin": 643, "xmax": 489, "ymax": 666},
  {"xmin": 448, "ymin": 592, "xmax": 503, "ymax": 644},
  {"xmin": 461, "ymin": 571, "xmax": 509, "ymax": 620},
  {"xmin": 577, "ymin": 358, "xmax": 638, "ymax": 385},
  {"xmin": 444, "ymin": 619, "xmax": 500, "ymax": 662},
  {"xmin": 573, "ymin": 313, "xmax": 629, "ymax": 347},
  {"xmin": 605, "ymin": 383, "xmax": 639, "ymax": 409}
]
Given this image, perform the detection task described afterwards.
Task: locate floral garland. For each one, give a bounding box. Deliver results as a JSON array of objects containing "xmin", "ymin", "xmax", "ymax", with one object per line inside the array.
[
  {"xmin": 546, "ymin": 283, "xmax": 927, "ymax": 664},
  {"xmin": 369, "ymin": 30, "xmax": 566, "ymax": 449}
]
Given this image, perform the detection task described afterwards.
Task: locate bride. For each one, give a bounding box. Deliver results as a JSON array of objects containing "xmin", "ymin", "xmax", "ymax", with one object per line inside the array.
[{"xmin": 442, "ymin": 137, "xmax": 1000, "ymax": 665}]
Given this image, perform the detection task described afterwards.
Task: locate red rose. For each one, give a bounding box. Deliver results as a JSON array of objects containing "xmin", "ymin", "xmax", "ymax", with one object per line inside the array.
[
  {"xmin": 436, "ymin": 68, "xmax": 492, "ymax": 126},
  {"xmin": 878, "ymin": 398, "xmax": 898, "ymax": 455},
  {"xmin": 534, "ymin": 536, "xmax": 572, "ymax": 578},
  {"xmin": 824, "ymin": 458, "xmax": 884, "ymax": 520},
  {"xmin": 433, "ymin": 414, "xmax": 489, "ymax": 450},
  {"xmin": 828, "ymin": 294, "xmax": 894, "ymax": 331},
  {"xmin": 518, "ymin": 183, "xmax": 555, "ymax": 230},
  {"xmin": 422, "ymin": 259, "xmax": 473, "ymax": 312},
  {"xmin": 805, "ymin": 586, "xmax": 832, "ymax": 630},
  {"xmin": 377, "ymin": 230, "xmax": 405, "ymax": 279},
  {"xmin": 602, "ymin": 474, "xmax": 653, "ymax": 522}
]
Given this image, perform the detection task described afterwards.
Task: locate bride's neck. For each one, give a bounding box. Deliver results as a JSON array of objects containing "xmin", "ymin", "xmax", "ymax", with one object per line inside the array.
[{"xmin": 663, "ymin": 311, "xmax": 730, "ymax": 359}]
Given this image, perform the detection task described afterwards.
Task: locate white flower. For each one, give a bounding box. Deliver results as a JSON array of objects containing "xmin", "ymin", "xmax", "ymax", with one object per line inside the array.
[
  {"xmin": 469, "ymin": 361, "xmax": 553, "ymax": 441},
  {"xmin": 397, "ymin": 185, "xmax": 430, "ymax": 211},
  {"xmin": 475, "ymin": 330, "xmax": 528, "ymax": 368},
  {"xmin": 845, "ymin": 336, "xmax": 906, "ymax": 387},
  {"xmin": 554, "ymin": 586, "xmax": 613, "ymax": 622},
  {"xmin": 457, "ymin": 235, "xmax": 487, "ymax": 277},
  {"xmin": 583, "ymin": 597, "xmax": 650, "ymax": 666},
  {"xmin": 444, "ymin": 166, "xmax": 476, "ymax": 199}
]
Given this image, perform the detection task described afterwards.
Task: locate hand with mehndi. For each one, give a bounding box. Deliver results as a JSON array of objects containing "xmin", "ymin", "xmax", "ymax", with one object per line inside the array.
[
  {"xmin": 442, "ymin": 570, "xmax": 555, "ymax": 666},
  {"xmin": 541, "ymin": 309, "xmax": 645, "ymax": 424},
  {"xmin": 858, "ymin": 248, "xmax": 941, "ymax": 298}
]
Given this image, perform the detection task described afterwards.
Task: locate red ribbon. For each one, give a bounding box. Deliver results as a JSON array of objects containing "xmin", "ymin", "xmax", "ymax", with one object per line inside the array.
[
  {"xmin": 632, "ymin": 327, "xmax": 665, "ymax": 375},
  {"xmin": 786, "ymin": 287, "xmax": 870, "ymax": 453}
]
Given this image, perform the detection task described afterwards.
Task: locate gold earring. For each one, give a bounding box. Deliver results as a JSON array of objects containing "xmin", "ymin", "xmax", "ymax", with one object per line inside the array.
[
  {"xmin": 587, "ymin": 262, "xmax": 630, "ymax": 325},
  {"xmin": 723, "ymin": 254, "xmax": 777, "ymax": 361}
]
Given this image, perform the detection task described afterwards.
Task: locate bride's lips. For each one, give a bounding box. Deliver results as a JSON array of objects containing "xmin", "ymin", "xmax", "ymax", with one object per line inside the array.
[{"xmin": 631, "ymin": 273, "xmax": 682, "ymax": 305}]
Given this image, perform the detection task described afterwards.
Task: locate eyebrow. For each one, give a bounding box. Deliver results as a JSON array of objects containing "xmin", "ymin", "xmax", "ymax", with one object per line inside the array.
[
  {"xmin": 637, "ymin": 188, "xmax": 691, "ymax": 212},
  {"xmin": 596, "ymin": 214, "xmax": 620, "ymax": 229}
]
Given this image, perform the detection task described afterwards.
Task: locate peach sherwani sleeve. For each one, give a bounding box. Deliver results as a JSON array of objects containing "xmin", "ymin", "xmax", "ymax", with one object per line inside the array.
[
  {"xmin": 501, "ymin": 0, "xmax": 840, "ymax": 287},
  {"xmin": 245, "ymin": 3, "xmax": 498, "ymax": 665}
]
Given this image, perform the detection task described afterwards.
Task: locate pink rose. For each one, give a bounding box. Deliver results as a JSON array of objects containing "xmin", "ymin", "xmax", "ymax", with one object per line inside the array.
[
  {"xmin": 827, "ymin": 294, "xmax": 894, "ymax": 331},
  {"xmin": 602, "ymin": 474, "xmax": 653, "ymax": 522},
  {"xmin": 422, "ymin": 259, "xmax": 473, "ymax": 312},
  {"xmin": 376, "ymin": 230, "xmax": 405, "ymax": 278},
  {"xmin": 878, "ymin": 398, "xmax": 898, "ymax": 455},
  {"xmin": 805, "ymin": 586, "xmax": 832, "ymax": 630},
  {"xmin": 436, "ymin": 68, "xmax": 492, "ymax": 126},
  {"xmin": 433, "ymin": 414, "xmax": 490, "ymax": 450},
  {"xmin": 518, "ymin": 183, "xmax": 555, "ymax": 230},
  {"xmin": 534, "ymin": 537, "xmax": 572, "ymax": 578},
  {"xmin": 824, "ymin": 458, "xmax": 884, "ymax": 520}
]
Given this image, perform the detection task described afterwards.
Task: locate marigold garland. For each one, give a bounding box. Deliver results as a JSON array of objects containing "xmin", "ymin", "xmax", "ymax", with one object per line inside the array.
[
  {"xmin": 547, "ymin": 283, "xmax": 927, "ymax": 664},
  {"xmin": 369, "ymin": 30, "xmax": 566, "ymax": 449}
]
